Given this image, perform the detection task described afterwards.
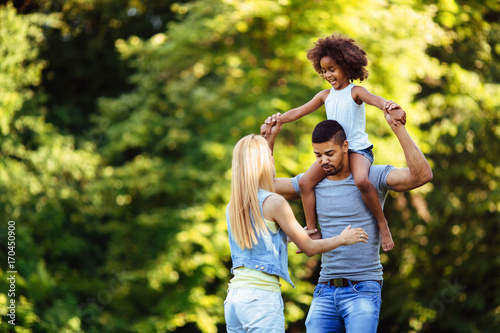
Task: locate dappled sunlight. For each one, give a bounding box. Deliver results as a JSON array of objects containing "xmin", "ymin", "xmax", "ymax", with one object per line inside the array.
[{"xmin": 0, "ymin": 0, "xmax": 498, "ymax": 332}]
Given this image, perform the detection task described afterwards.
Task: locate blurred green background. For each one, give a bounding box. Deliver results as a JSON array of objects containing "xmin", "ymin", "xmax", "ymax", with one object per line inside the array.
[{"xmin": 0, "ymin": 0, "xmax": 498, "ymax": 332}]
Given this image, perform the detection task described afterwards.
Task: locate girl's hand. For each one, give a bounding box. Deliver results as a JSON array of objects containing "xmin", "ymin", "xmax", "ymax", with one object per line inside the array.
[
  {"xmin": 384, "ymin": 100, "xmax": 400, "ymax": 112},
  {"xmin": 264, "ymin": 113, "xmax": 281, "ymax": 125},
  {"xmin": 261, "ymin": 113, "xmax": 280, "ymax": 136},
  {"xmin": 339, "ymin": 225, "xmax": 369, "ymax": 245},
  {"xmin": 384, "ymin": 101, "xmax": 406, "ymax": 126}
]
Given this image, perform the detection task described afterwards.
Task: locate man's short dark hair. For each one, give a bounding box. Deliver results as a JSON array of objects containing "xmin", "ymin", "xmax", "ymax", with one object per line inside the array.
[{"xmin": 312, "ymin": 120, "xmax": 346, "ymax": 145}]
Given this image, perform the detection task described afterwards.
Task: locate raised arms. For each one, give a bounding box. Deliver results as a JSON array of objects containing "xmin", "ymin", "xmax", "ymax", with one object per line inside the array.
[
  {"xmin": 260, "ymin": 113, "xmax": 302, "ymax": 200},
  {"xmin": 384, "ymin": 108, "xmax": 433, "ymax": 191},
  {"xmin": 261, "ymin": 107, "xmax": 432, "ymax": 194},
  {"xmin": 270, "ymin": 90, "xmax": 329, "ymax": 124}
]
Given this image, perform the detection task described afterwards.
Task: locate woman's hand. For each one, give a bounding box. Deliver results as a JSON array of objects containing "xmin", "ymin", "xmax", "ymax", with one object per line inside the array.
[{"xmin": 339, "ymin": 225, "xmax": 369, "ymax": 245}]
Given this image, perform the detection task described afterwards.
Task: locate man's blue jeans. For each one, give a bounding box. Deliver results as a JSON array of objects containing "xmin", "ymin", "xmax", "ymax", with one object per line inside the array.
[{"xmin": 305, "ymin": 280, "xmax": 382, "ymax": 333}]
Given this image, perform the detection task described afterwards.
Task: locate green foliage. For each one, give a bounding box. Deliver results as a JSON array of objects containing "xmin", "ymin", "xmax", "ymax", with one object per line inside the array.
[
  {"xmin": 378, "ymin": 1, "xmax": 500, "ymax": 332},
  {"xmin": 0, "ymin": 3, "xmax": 48, "ymax": 135},
  {"xmin": 0, "ymin": 0, "xmax": 498, "ymax": 332},
  {"xmin": 0, "ymin": 3, "xmax": 101, "ymax": 332}
]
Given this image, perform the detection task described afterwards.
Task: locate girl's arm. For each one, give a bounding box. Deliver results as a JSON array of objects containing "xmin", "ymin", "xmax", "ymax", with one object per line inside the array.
[
  {"xmin": 352, "ymin": 85, "xmax": 386, "ymax": 109},
  {"xmin": 271, "ymin": 89, "xmax": 330, "ymax": 124},
  {"xmin": 263, "ymin": 194, "xmax": 368, "ymax": 257},
  {"xmin": 351, "ymin": 86, "xmax": 405, "ymax": 126}
]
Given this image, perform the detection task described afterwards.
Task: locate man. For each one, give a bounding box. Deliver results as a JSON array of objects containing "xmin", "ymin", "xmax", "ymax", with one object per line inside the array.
[{"xmin": 260, "ymin": 109, "xmax": 432, "ymax": 332}]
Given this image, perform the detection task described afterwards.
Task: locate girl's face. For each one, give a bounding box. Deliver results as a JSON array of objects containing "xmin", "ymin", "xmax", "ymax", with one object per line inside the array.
[{"xmin": 320, "ymin": 56, "xmax": 349, "ymax": 90}]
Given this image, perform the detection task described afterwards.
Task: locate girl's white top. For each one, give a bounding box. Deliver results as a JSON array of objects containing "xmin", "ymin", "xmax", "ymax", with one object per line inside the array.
[{"xmin": 325, "ymin": 83, "xmax": 372, "ymax": 151}]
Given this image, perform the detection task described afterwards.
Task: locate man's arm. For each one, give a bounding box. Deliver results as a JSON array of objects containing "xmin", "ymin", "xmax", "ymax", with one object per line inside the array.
[
  {"xmin": 274, "ymin": 178, "xmax": 301, "ymax": 200},
  {"xmin": 385, "ymin": 108, "xmax": 433, "ymax": 192}
]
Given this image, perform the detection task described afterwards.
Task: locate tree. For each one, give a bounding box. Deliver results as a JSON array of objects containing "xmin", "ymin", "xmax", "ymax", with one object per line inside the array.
[
  {"xmin": 91, "ymin": 0, "xmax": 443, "ymax": 331},
  {"xmin": 1, "ymin": 0, "xmax": 498, "ymax": 331},
  {"xmin": 380, "ymin": 1, "xmax": 500, "ymax": 331},
  {"xmin": 0, "ymin": 3, "xmax": 102, "ymax": 332}
]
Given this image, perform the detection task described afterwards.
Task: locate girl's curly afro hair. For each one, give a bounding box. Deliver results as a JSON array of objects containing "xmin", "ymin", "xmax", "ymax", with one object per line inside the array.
[{"xmin": 307, "ymin": 34, "xmax": 369, "ymax": 82}]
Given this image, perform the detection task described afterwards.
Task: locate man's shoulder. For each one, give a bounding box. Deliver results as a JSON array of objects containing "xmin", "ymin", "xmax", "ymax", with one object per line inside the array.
[
  {"xmin": 369, "ymin": 164, "xmax": 393, "ymax": 174},
  {"xmin": 370, "ymin": 164, "xmax": 395, "ymax": 174},
  {"xmin": 369, "ymin": 164, "xmax": 396, "ymax": 190}
]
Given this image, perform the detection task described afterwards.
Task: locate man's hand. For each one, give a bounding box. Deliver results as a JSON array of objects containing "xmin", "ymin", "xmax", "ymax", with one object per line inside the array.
[
  {"xmin": 384, "ymin": 104, "xmax": 406, "ymax": 128},
  {"xmin": 384, "ymin": 101, "xmax": 406, "ymax": 126}
]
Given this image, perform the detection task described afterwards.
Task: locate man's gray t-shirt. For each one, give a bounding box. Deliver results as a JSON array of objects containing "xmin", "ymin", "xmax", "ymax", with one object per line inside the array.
[{"xmin": 292, "ymin": 164, "xmax": 395, "ymax": 282}]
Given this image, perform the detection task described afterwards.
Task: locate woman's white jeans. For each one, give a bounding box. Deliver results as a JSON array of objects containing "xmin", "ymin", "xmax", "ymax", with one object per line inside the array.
[{"xmin": 224, "ymin": 288, "xmax": 285, "ymax": 332}]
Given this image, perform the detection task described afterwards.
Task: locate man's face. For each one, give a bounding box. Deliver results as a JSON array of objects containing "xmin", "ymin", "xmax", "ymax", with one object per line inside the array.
[{"xmin": 313, "ymin": 139, "xmax": 348, "ymax": 176}]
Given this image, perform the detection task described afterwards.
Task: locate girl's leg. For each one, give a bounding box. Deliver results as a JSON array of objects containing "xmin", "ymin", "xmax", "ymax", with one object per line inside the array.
[
  {"xmin": 350, "ymin": 153, "xmax": 394, "ymax": 252},
  {"xmin": 298, "ymin": 161, "xmax": 326, "ymax": 232}
]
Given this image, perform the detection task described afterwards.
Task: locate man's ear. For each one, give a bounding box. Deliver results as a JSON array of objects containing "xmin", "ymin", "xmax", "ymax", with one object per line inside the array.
[{"xmin": 342, "ymin": 140, "xmax": 349, "ymax": 153}]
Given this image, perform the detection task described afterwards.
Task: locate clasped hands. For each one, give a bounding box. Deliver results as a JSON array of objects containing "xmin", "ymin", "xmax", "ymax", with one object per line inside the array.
[{"xmin": 383, "ymin": 100, "xmax": 406, "ymax": 127}]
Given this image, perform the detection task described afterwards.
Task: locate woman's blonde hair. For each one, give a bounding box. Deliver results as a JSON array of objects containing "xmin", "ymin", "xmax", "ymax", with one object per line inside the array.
[{"xmin": 228, "ymin": 134, "xmax": 275, "ymax": 249}]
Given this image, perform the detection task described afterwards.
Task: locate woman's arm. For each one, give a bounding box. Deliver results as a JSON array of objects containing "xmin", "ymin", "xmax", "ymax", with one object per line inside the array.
[
  {"xmin": 272, "ymin": 90, "xmax": 330, "ymax": 124},
  {"xmin": 262, "ymin": 194, "xmax": 368, "ymax": 257}
]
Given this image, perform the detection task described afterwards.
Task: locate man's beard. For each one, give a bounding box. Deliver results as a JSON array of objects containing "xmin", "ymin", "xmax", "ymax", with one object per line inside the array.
[{"xmin": 322, "ymin": 164, "xmax": 340, "ymax": 176}]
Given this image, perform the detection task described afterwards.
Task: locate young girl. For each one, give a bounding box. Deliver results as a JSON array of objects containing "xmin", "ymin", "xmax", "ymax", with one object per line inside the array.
[
  {"xmin": 267, "ymin": 34, "xmax": 406, "ymax": 252},
  {"xmin": 225, "ymin": 134, "xmax": 368, "ymax": 332}
]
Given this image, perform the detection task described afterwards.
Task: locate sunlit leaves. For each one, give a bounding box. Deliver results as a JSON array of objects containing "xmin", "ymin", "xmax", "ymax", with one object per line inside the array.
[{"xmin": 1, "ymin": 0, "xmax": 499, "ymax": 331}]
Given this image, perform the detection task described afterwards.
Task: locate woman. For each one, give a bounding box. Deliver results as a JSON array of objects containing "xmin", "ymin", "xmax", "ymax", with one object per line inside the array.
[{"xmin": 224, "ymin": 134, "xmax": 369, "ymax": 332}]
